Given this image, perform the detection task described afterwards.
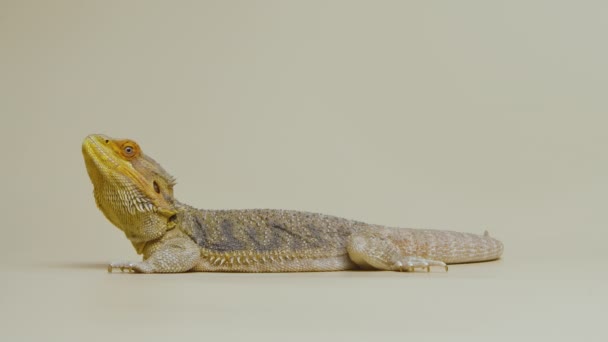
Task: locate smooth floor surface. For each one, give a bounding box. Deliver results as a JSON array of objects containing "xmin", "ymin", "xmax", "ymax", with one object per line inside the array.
[{"xmin": 2, "ymin": 253, "xmax": 606, "ymax": 341}]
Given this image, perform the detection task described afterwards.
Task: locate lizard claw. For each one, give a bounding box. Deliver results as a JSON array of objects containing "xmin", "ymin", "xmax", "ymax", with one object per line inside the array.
[
  {"xmin": 393, "ymin": 257, "xmax": 447, "ymax": 273},
  {"xmin": 108, "ymin": 262, "xmax": 140, "ymax": 273}
]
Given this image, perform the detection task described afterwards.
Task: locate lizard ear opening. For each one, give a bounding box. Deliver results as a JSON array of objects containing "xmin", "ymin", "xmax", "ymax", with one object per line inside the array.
[
  {"xmin": 167, "ymin": 214, "xmax": 177, "ymax": 228},
  {"xmin": 153, "ymin": 181, "xmax": 160, "ymax": 193}
]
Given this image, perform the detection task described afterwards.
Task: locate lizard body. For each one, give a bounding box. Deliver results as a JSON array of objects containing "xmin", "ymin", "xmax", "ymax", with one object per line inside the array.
[{"xmin": 82, "ymin": 134, "xmax": 503, "ymax": 273}]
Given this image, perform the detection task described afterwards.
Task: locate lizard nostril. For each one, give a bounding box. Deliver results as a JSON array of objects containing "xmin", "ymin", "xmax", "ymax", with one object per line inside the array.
[{"xmin": 105, "ymin": 139, "xmax": 109, "ymax": 143}]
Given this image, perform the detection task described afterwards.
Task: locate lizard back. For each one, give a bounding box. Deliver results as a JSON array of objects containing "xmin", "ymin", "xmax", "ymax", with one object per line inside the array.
[{"xmin": 177, "ymin": 206, "xmax": 366, "ymax": 258}]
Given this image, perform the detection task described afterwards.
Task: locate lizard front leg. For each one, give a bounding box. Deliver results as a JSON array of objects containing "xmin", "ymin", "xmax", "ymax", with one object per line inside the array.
[{"xmin": 109, "ymin": 237, "xmax": 200, "ymax": 273}]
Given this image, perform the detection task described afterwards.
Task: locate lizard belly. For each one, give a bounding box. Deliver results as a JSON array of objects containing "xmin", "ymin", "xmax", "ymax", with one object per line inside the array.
[{"xmin": 192, "ymin": 254, "xmax": 356, "ymax": 272}]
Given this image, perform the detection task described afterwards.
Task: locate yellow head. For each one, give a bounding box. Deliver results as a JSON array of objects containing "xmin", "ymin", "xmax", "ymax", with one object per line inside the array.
[{"xmin": 82, "ymin": 134, "xmax": 177, "ymax": 244}]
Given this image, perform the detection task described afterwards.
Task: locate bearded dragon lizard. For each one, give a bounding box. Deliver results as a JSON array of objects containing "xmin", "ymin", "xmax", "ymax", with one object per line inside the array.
[{"xmin": 82, "ymin": 134, "xmax": 503, "ymax": 273}]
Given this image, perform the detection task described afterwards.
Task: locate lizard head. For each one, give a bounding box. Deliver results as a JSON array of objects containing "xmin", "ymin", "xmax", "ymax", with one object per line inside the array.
[{"xmin": 82, "ymin": 134, "xmax": 178, "ymax": 243}]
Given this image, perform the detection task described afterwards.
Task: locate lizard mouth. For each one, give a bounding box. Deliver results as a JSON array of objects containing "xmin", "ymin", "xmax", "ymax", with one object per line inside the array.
[{"xmin": 82, "ymin": 134, "xmax": 121, "ymax": 171}]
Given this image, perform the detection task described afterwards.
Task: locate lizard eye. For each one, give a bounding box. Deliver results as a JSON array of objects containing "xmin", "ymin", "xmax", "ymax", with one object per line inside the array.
[
  {"xmin": 118, "ymin": 140, "xmax": 139, "ymax": 158},
  {"xmin": 124, "ymin": 146, "xmax": 134, "ymax": 156}
]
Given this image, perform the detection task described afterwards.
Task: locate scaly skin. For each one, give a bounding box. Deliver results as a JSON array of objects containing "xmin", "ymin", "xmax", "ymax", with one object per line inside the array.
[{"xmin": 82, "ymin": 134, "xmax": 504, "ymax": 273}]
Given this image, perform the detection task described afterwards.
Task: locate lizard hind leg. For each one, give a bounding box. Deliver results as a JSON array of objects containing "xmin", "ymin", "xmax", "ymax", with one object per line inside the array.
[{"xmin": 346, "ymin": 231, "xmax": 447, "ymax": 272}]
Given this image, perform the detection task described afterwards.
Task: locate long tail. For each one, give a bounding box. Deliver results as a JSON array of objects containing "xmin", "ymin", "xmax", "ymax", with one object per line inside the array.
[{"xmin": 393, "ymin": 228, "xmax": 504, "ymax": 264}]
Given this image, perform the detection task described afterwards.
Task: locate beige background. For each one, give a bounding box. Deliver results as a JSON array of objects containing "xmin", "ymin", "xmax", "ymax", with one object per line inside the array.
[{"xmin": 1, "ymin": 1, "xmax": 606, "ymax": 341}]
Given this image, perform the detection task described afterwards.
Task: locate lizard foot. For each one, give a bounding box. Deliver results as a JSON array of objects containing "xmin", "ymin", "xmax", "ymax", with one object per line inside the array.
[
  {"xmin": 108, "ymin": 261, "xmax": 152, "ymax": 273},
  {"xmin": 392, "ymin": 257, "xmax": 448, "ymax": 272}
]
